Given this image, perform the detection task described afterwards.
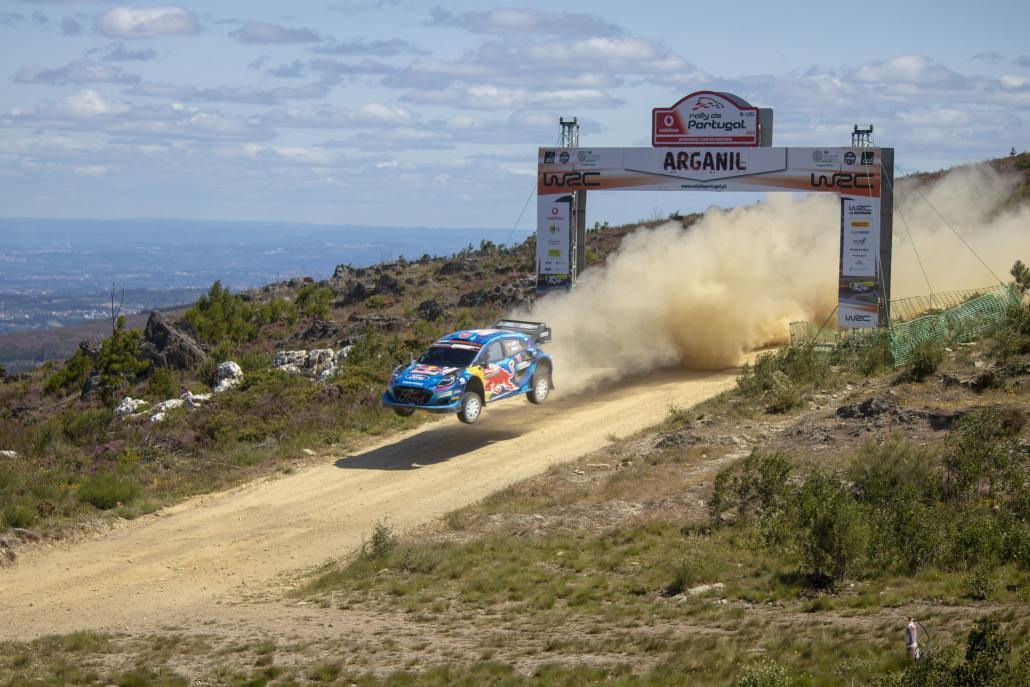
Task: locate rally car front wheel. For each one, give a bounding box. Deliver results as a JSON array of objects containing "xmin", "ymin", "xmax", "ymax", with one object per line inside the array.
[
  {"xmin": 457, "ymin": 392, "xmax": 483, "ymax": 424},
  {"xmin": 527, "ymin": 372, "xmax": 551, "ymax": 404}
]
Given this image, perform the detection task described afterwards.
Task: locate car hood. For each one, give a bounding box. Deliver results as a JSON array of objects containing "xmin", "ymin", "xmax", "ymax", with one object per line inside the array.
[{"xmin": 394, "ymin": 363, "xmax": 462, "ymax": 388}]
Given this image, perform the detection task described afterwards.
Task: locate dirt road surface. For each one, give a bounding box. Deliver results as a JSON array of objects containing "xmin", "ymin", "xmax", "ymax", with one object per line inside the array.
[{"xmin": 1, "ymin": 367, "xmax": 742, "ymax": 641}]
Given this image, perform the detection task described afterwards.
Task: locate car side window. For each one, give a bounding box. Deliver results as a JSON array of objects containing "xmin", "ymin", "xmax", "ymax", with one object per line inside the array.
[
  {"xmin": 483, "ymin": 342, "xmax": 504, "ymax": 364},
  {"xmin": 501, "ymin": 338, "xmax": 522, "ymax": 357}
]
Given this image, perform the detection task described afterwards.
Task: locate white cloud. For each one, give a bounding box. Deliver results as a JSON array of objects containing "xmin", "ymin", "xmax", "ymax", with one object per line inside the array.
[
  {"xmin": 56, "ymin": 89, "xmax": 129, "ymax": 118},
  {"xmin": 261, "ymin": 103, "xmax": 413, "ymax": 128},
  {"xmin": 14, "ymin": 60, "xmax": 140, "ymax": 85},
  {"xmin": 403, "ymin": 84, "xmax": 622, "ymax": 110},
  {"xmin": 230, "ymin": 22, "xmax": 320, "ymax": 44},
  {"xmin": 316, "ymin": 38, "xmax": 420, "ymax": 56},
  {"xmin": 95, "ymin": 5, "xmax": 199, "ymax": 39},
  {"xmin": 128, "ymin": 81, "xmax": 329, "ymax": 105},
  {"xmin": 850, "ymin": 55, "xmax": 960, "ymax": 85},
  {"xmin": 428, "ymin": 6, "xmax": 621, "ymax": 37}
]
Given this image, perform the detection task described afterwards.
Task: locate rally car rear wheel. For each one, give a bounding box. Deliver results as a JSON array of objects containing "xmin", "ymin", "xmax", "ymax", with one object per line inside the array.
[
  {"xmin": 527, "ymin": 372, "xmax": 551, "ymax": 404},
  {"xmin": 457, "ymin": 392, "xmax": 483, "ymax": 424},
  {"xmin": 393, "ymin": 407, "xmax": 415, "ymax": 417}
]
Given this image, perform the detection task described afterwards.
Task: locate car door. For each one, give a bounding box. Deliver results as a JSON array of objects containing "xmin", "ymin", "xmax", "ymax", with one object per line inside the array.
[{"xmin": 479, "ymin": 339, "xmax": 518, "ymax": 401}]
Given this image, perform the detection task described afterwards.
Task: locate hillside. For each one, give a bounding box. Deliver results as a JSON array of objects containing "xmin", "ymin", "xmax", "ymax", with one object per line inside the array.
[{"xmin": 0, "ymin": 153, "xmax": 1027, "ymax": 685}]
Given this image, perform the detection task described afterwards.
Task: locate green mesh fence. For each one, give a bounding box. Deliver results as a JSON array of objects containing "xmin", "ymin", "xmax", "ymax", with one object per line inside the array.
[{"xmin": 789, "ymin": 284, "xmax": 1019, "ymax": 366}]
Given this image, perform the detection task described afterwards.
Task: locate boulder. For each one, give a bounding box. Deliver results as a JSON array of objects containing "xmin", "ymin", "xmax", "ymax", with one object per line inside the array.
[
  {"xmin": 336, "ymin": 281, "xmax": 371, "ymax": 307},
  {"xmin": 416, "ymin": 299, "xmax": 444, "ymax": 321},
  {"xmin": 374, "ymin": 273, "xmax": 404, "ymax": 296},
  {"xmin": 139, "ymin": 311, "xmax": 208, "ymax": 371},
  {"xmin": 295, "ymin": 319, "xmax": 340, "ymax": 342},
  {"xmin": 114, "ymin": 397, "xmax": 149, "ymax": 417},
  {"xmin": 0, "ymin": 450, "xmax": 18, "ymax": 460},
  {"xmin": 214, "ymin": 361, "xmax": 244, "ymax": 392},
  {"xmin": 153, "ymin": 398, "xmax": 184, "ymax": 412},
  {"xmin": 181, "ymin": 391, "xmax": 211, "ymax": 408},
  {"xmin": 438, "ymin": 260, "xmax": 469, "ymax": 276}
]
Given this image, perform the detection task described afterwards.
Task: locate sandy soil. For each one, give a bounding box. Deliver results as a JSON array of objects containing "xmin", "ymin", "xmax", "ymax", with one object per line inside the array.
[{"xmin": 0, "ymin": 367, "xmax": 741, "ymax": 642}]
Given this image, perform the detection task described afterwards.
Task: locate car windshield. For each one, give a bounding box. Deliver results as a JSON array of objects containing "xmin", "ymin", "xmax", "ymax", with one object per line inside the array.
[{"xmin": 417, "ymin": 345, "xmax": 477, "ymax": 368}]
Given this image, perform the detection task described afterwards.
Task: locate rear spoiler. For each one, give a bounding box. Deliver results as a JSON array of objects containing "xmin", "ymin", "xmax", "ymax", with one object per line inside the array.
[{"xmin": 494, "ymin": 319, "xmax": 552, "ymax": 344}]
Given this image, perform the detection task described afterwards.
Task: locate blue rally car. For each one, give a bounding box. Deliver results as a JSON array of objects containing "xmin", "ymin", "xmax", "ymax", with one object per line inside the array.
[{"xmin": 382, "ymin": 320, "xmax": 553, "ymax": 424}]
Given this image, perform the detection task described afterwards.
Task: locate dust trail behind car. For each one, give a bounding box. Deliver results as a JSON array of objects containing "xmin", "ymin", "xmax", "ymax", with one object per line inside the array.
[{"xmin": 515, "ymin": 164, "xmax": 1030, "ymax": 394}]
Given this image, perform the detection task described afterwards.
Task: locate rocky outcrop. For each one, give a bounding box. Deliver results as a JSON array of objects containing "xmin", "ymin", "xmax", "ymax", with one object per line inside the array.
[
  {"xmin": 273, "ymin": 348, "xmax": 348, "ymax": 381},
  {"xmin": 438, "ymin": 260, "xmax": 469, "ymax": 276},
  {"xmin": 138, "ymin": 311, "xmax": 208, "ymax": 371},
  {"xmin": 374, "ymin": 273, "xmax": 404, "ymax": 296},
  {"xmin": 295, "ymin": 319, "xmax": 341, "ymax": 342},
  {"xmin": 336, "ymin": 281, "xmax": 371, "ymax": 307},
  {"xmin": 114, "ymin": 397, "xmax": 149, "ymax": 417},
  {"xmin": 458, "ymin": 282, "xmax": 530, "ymax": 309},
  {"xmin": 416, "ymin": 299, "xmax": 444, "ymax": 321},
  {"xmin": 214, "ymin": 361, "xmax": 244, "ymax": 392}
]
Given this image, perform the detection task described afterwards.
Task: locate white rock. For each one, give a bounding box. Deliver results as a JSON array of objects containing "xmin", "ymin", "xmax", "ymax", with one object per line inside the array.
[
  {"xmin": 149, "ymin": 412, "xmax": 166, "ymax": 423},
  {"xmin": 182, "ymin": 391, "xmax": 212, "ymax": 408},
  {"xmin": 114, "ymin": 397, "xmax": 149, "ymax": 417},
  {"xmin": 153, "ymin": 398, "xmax": 184, "ymax": 413},
  {"xmin": 273, "ymin": 350, "xmax": 308, "ymax": 368},
  {"xmin": 0, "ymin": 450, "xmax": 19, "ymax": 460},
  {"xmin": 318, "ymin": 365, "xmax": 337, "ymax": 381},
  {"xmin": 335, "ymin": 346, "xmax": 351, "ymax": 363},
  {"xmin": 214, "ymin": 361, "xmax": 244, "ymax": 392},
  {"xmin": 686, "ymin": 583, "xmax": 726, "ymax": 596}
]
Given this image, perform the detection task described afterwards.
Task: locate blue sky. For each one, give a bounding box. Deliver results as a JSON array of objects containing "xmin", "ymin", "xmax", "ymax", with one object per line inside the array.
[{"xmin": 0, "ymin": 0, "xmax": 1028, "ymax": 229}]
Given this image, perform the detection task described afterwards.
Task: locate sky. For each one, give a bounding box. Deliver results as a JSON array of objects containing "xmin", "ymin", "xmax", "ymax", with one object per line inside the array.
[{"xmin": 0, "ymin": 0, "xmax": 1028, "ymax": 230}]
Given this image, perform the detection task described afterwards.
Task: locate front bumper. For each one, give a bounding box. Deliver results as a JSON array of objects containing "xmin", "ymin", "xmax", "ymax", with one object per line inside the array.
[{"xmin": 381, "ymin": 386, "xmax": 463, "ymax": 413}]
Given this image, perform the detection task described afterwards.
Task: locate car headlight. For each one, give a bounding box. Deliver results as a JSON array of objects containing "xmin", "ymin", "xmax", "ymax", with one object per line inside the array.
[{"xmin": 436, "ymin": 374, "xmax": 456, "ymax": 388}]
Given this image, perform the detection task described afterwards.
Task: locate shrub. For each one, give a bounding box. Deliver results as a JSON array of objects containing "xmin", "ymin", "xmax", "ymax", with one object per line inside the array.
[
  {"xmin": 184, "ymin": 282, "xmax": 296, "ymax": 346},
  {"xmin": 146, "ymin": 367, "xmax": 178, "ymax": 401},
  {"xmin": 60, "ymin": 407, "xmax": 113, "ymax": 446},
  {"xmin": 78, "ymin": 472, "xmax": 141, "ymax": 510},
  {"xmin": 710, "ymin": 451, "xmax": 793, "ymax": 525},
  {"xmin": 793, "ymin": 472, "xmax": 871, "ymax": 585},
  {"xmin": 43, "ymin": 348, "xmax": 93, "ymax": 395},
  {"xmin": 364, "ymin": 520, "xmax": 397, "ymax": 560},
  {"xmin": 2, "ymin": 501, "xmax": 36, "ymax": 528},
  {"xmin": 908, "ymin": 338, "xmax": 944, "ymax": 381},
  {"xmin": 736, "ymin": 658, "xmax": 792, "ymax": 687},
  {"xmin": 849, "ymin": 439, "xmax": 938, "ymax": 507},
  {"xmin": 295, "ymin": 283, "xmax": 332, "ymax": 320},
  {"xmin": 962, "ymin": 566, "xmax": 998, "ymax": 600}
]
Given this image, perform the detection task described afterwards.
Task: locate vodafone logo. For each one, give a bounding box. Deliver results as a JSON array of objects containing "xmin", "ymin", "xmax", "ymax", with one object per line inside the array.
[
  {"xmin": 664, "ymin": 114, "xmax": 675, "ymax": 127},
  {"xmin": 550, "ymin": 207, "xmax": 559, "ymax": 216}
]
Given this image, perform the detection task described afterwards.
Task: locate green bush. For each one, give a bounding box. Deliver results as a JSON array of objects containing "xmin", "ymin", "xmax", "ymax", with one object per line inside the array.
[
  {"xmin": 710, "ymin": 451, "xmax": 793, "ymax": 525},
  {"xmin": 43, "ymin": 348, "xmax": 93, "ymax": 395},
  {"xmin": 2, "ymin": 501, "xmax": 36, "ymax": 528},
  {"xmin": 364, "ymin": 520, "xmax": 397, "ymax": 560},
  {"xmin": 295, "ymin": 283, "xmax": 332, "ymax": 320},
  {"xmin": 184, "ymin": 281, "xmax": 297, "ymax": 347},
  {"xmin": 908, "ymin": 338, "xmax": 944, "ymax": 381},
  {"xmin": 146, "ymin": 367, "xmax": 178, "ymax": 401},
  {"xmin": 60, "ymin": 407, "xmax": 113, "ymax": 446},
  {"xmin": 793, "ymin": 472, "xmax": 871, "ymax": 585},
  {"xmin": 78, "ymin": 472, "xmax": 141, "ymax": 510},
  {"xmin": 736, "ymin": 658, "xmax": 792, "ymax": 687}
]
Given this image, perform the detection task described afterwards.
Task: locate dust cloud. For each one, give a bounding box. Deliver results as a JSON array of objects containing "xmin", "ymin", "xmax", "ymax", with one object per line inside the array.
[{"xmin": 515, "ymin": 164, "xmax": 1030, "ymax": 391}]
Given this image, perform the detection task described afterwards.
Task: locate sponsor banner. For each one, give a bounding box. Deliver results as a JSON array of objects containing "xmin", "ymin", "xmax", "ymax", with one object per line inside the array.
[
  {"xmin": 536, "ymin": 194, "xmax": 572, "ymax": 293},
  {"xmin": 838, "ymin": 195, "xmax": 881, "ymax": 328},
  {"xmin": 841, "ymin": 197, "xmax": 879, "ymax": 277},
  {"xmin": 839, "ymin": 302, "xmax": 879, "ymax": 328},
  {"xmin": 652, "ymin": 91, "xmax": 760, "ymax": 146},
  {"xmin": 537, "ymin": 147, "xmax": 881, "ymax": 195}
]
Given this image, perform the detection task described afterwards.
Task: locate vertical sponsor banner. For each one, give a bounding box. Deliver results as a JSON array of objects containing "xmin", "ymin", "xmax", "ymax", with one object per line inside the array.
[
  {"xmin": 536, "ymin": 194, "xmax": 572, "ymax": 295},
  {"xmin": 838, "ymin": 196, "xmax": 880, "ymax": 328}
]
